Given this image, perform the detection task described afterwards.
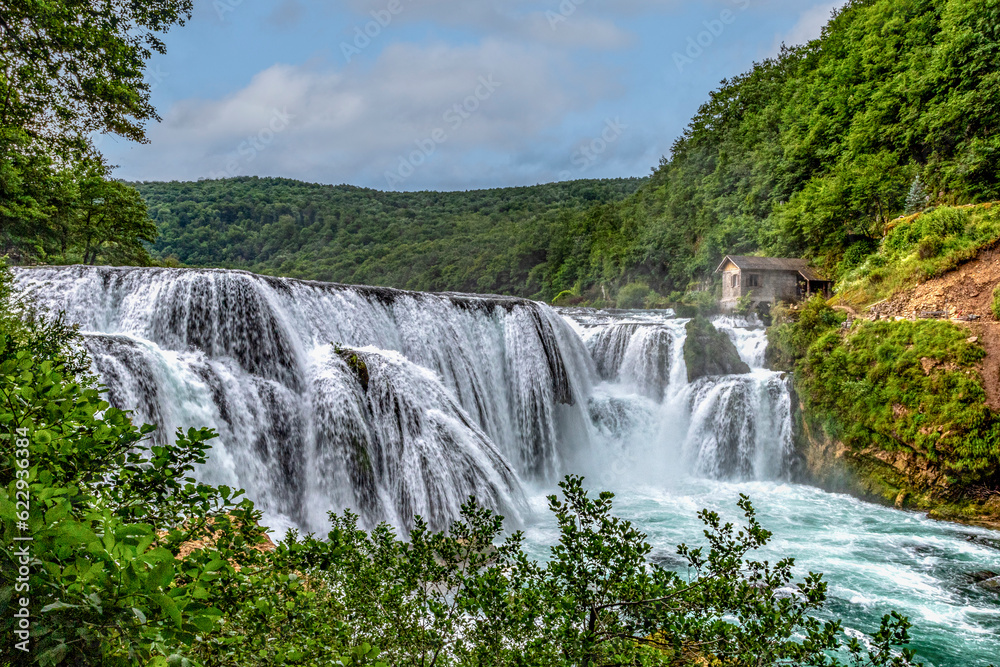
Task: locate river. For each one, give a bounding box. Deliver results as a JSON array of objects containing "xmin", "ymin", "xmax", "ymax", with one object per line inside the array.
[{"xmin": 15, "ymin": 265, "xmax": 1000, "ymax": 666}]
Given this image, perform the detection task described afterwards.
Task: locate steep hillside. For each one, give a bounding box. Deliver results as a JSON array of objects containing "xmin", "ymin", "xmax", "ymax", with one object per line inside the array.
[
  {"xmin": 626, "ymin": 0, "xmax": 1000, "ymax": 291},
  {"xmin": 769, "ymin": 205, "xmax": 1000, "ymax": 526}
]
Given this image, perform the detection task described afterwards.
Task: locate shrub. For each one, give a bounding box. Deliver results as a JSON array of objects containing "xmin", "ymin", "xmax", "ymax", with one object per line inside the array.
[
  {"xmin": 247, "ymin": 478, "xmax": 923, "ymax": 667},
  {"xmin": 616, "ymin": 281, "xmax": 653, "ymax": 309},
  {"xmin": 734, "ymin": 292, "xmax": 755, "ymax": 315},
  {"xmin": 766, "ymin": 297, "xmax": 844, "ymax": 371},
  {"xmin": 840, "ymin": 239, "xmax": 879, "ymax": 273},
  {"xmin": 0, "ymin": 277, "xmax": 270, "ymax": 665},
  {"xmin": 682, "ymin": 289, "xmax": 719, "ymax": 316},
  {"xmin": 992, "ymin": 285, "xmax": 1000, "ymax": 321},
  {"xmin": 919, "ymin": 207, "xmax": 969, "ymax": 238},
  {"xmin": 917, "ymin": 234, "xmax": 944, "ymax": 259},
  {"xmin": 643, "ymin": 292, "xmax": 671, "ymax": 309},
  {"xmin": 836, "ymin": 203, "xmax": 1000, "ymax": 308}
]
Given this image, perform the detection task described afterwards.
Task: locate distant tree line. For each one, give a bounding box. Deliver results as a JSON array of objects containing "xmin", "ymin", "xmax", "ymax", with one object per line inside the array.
[{"xmin": 136, "ymin": 177, "xmax": 645, "ymax": 296}]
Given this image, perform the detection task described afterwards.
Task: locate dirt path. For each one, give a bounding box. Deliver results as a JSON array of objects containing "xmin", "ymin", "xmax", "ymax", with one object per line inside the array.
[
  {"xmin": 969, "ymin": 322, "xmax": 1000, "ymax": 411},
  {"xmin": 865, "ymin": 247, "xmax": 1000, "ymax": 410}
]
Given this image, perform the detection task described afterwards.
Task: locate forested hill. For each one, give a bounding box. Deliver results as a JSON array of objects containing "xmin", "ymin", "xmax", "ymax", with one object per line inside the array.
[
  {"xmin": 590, "ymin": 0, "xmax": 1000, "ymax": 293},
  {"xmin": 142, "ymin": 0, "xmax": 1000, "ymax": 303},
  {"xmin": 139, "ymin": 177, "xmax": 645, "ymax": 296}
]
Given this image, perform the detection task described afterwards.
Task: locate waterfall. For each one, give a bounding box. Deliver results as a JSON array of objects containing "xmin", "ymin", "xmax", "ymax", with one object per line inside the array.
[
  {"xmin": 712, "ymin": 315, "xmax": 768, "ymax": 369},
  {"xmin": 579, "ymin": 312, "xmax": 687, "ymax": 402},
  {"xmin": 17, "ymin": 266, "xmax": 796, "ymax": 533},
  {"xmin": 16, "ymin": 266, "xmax": 597, "ymax": 533},
  {"xmin": 569, "ymin": 309, "xmax": 794, "ymax": 483},
  {"xmin": 680, "ymin": 372, "xmax": 794, "ymax": 480}
]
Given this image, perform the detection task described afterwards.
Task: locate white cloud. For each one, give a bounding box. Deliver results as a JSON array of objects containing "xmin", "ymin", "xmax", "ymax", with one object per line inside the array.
[
  {"xmin": 521, "ymin": 11, "xmax": 635, "ymax": 49},
  {"xmin": 337, "ymin": 0, "xmax": 635, "ymax": 50},
  {"xmin": 130, "ymin": 39, "xmax": 622, "ymax": 189}
]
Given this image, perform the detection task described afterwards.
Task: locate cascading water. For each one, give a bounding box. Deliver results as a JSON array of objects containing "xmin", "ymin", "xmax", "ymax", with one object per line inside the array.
[
  {"xmin": 547, "ymin": 310, "xmax": 999, "ymax": 667},
  {"xmin": 16, "ymin": 266, "xmax": 597, "ymax": 533},
  {"xmin": 14, "ymin": 266, "xmax": 1000, "ymax": 664},
  {"xmin": 680, "ymin": 315, "xmax": 795, "ymax": 481},
  {"xmin": 567, "ymin": 309, "xmax": 794, "ymax": 483},
  {"xmin": 16, "ymin": 267, "xmax": 799, "ymax": 531}
]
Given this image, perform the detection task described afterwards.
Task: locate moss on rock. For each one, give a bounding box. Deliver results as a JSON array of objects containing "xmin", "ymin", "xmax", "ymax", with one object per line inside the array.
[
  {"xmin": 794, "ymin": 401, "xmax": 1000, "ymax": 529},
  {"xmin": 776, "ymin": 301, "xmax": 1000, "ymax": 528},
  {"xmin": 683, "ymin": 316, "xmax": 751, "ymax": 382},
  {"xmin": 334, "ymin": 344, "xmax": 370, "ymax": 392}
]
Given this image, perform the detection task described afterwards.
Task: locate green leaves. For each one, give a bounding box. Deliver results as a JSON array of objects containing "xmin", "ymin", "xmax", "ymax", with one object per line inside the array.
[
  {"xmin": 227, "ymin": 476, "xmax": 920, "ymax": 667},
  {"xmin": 0, "ymin": 0, "xmax": 193, "ymax": 150},
  {"xmin": 0, "ymin": 264, "xmax": 270, "ymax": 666},
  {"xmin": 157, "ymin": 594, "xmax": 182, "ymax": 628}
]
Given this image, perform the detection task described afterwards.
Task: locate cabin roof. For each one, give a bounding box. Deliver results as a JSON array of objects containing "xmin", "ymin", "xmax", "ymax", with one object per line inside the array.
[
  {"xmin": 715, "ymin": 255, "xmax": 829, "ymax": 281},
  {"xmin": 796, "ymin": 266, "xmax": 829, "ymax": 282}
]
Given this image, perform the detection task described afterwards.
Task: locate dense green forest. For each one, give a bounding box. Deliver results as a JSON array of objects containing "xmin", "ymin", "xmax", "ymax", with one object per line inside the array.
[
  {"xmin": 140, "ymin": 0, "xmax": 1000, "ymax": 302},
  {"xmin": 617, "ymin": 0, "xmax": 1000, "ymax": 292},
  {"xmin": 137, "ymin": 178, "xmax": 644, "ymax": 296}
]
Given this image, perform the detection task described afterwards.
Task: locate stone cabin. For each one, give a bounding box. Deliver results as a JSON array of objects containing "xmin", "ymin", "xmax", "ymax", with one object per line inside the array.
[{"xmin": 716, "ymin": 255, "xmax": 832, "ymax": 310}]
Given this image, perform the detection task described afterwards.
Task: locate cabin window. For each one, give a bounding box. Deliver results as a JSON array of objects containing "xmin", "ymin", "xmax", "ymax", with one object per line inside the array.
[
  {"xmin": 747, "ymin": 274, "xmax": 760, "ymax": 288},
  {"xmin": 731, "ymin": 274, "xmax": 738, "ymax": 289}
]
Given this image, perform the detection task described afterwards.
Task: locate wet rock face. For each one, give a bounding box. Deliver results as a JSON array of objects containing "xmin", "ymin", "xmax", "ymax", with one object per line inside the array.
[
  {"xmin": 979, "ymin": 576, "xmax": 1000, "ymax": 592},
  {"xmin": 683, "ymin": 316, "xmax": 752, "ymax": 382},
  {"xmin": 964, "ymin": 570, "xmax": 999, "ymax": 584}
]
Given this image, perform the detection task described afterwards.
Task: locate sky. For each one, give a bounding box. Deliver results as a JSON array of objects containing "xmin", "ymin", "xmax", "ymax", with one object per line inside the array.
[{"xmin": 100, "ymin": 0, "xmax": 845, "ymax": 192}]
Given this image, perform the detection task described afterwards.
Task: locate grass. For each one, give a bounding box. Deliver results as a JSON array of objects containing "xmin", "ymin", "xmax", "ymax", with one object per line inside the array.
[
  {"xmin": 798, "ymin": 312, "xmax": 1000, "ymax": 481},
  {"xmin": 835, "ymin": 203, "xmax": 1000, "ymax": 308}
]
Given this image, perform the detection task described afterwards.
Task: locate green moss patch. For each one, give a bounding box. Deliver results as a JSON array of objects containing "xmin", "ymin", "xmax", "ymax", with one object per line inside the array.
[
  {"xmin": 773, "ymin": 299, "xmax": 1000, "ymax": 489},
  {"xmin": 334, "ymin": 344, "xmax": 370, "ymax": 392}
]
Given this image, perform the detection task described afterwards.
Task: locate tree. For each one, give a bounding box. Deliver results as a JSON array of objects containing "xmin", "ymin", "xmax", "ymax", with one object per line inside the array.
[
  {"xmin": 0, "ymin": 0, "xmax": 193, "ymax": 155},
  {"xmin": 77, "ymin": 175, "xmax": 157, "ymax": 265},
  {"xmin": 0, "ymin": 129, "xmax": 77, "ymax": 262},
  {"xmin": 0, "ymin": 0, "xmax": 183, "ymax": 266},
  {"xmin": 906, "ymin": 175, "xmax": 929, "ymax": 214}
]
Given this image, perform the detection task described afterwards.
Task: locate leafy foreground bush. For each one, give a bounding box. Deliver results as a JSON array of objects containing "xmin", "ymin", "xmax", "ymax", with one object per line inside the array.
[{"xmin": 1, "ymin": 267, "xmax": 923, "ymax": 667}]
